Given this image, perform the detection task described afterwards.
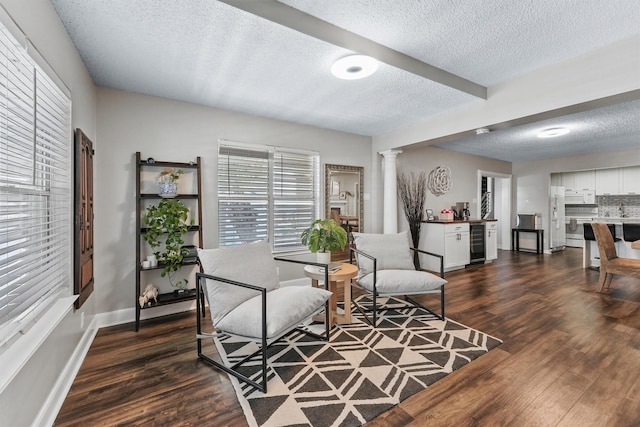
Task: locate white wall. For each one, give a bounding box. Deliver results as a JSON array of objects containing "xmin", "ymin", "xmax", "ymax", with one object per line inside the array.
[
  {"xmin": 0, "ymin": 0, "xmax": 97, "ymax": 425},
  {"xmin": 95, "ymin": 87, "xmax": 373, "ymax": 313},
  {"xmin": 393, "ymin": 145, "xmax": 511, "ymax": 231}
]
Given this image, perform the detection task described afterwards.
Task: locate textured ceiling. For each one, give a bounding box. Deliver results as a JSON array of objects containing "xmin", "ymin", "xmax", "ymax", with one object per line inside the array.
[
  {"xmin": 49, "ymin": 0, "xmax": 640, "ymax": 162},
  {"xmin": 434, "ymin": 99, "xmax": 640, "ymax": 162}
]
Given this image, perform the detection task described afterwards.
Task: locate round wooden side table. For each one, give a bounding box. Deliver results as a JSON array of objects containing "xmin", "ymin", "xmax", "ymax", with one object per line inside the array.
[{"xmin": 303, "ymin": 263, "xmax": 358, "ymax": 326}]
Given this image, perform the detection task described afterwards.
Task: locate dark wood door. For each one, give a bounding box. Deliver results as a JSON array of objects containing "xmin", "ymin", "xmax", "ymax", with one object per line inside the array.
[{"xmin": 74, "ymin": 128, "xmax": 94, "ymax": 308}]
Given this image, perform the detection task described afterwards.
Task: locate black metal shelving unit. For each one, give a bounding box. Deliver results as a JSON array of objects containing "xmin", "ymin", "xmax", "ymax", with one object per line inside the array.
[{"xmin": 135, "ymin": 152, "xmax": 203, "ymax": 331}]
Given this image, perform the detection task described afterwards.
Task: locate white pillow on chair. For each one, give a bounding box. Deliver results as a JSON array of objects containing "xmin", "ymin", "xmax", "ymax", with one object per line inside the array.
[
  {"xmin": 198, "ymin": 240, "xmax": 280, "ymax": 326},
  {"xmin": 352, "ymin": 231, "xmax": 415, "ymax": 279}
]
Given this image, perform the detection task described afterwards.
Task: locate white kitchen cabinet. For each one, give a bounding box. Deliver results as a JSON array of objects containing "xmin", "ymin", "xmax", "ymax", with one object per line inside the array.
[
  {"xmin": 485, "ymin": 221, "xmax": 498, "ymax": 261},
  {"xmin": 620, "ymin": 166, "xmax": 640, "ymax": 195},
  {"xmin": 574, "ymin": 170, "xmax": 596, "ymax": 191},
  {"xmin": 561, "ymin": 172, "xmax": 576, "ymax": 190},
  {"xmin": 595, "ymin": 168, "xmax": 620, "ymax": 195},
  {"xmin": 420, "ymin": 222, "xmax": 470, "ymax": 272},
  {"xmin": 562, "ymin": 170, "xmax": 595, "ymax": 191}
]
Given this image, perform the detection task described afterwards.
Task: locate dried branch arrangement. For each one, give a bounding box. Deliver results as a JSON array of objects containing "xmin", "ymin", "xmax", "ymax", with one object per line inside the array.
[{"xmin": 397, "ymin": 171, "xmax": 427, "ymax": 268}]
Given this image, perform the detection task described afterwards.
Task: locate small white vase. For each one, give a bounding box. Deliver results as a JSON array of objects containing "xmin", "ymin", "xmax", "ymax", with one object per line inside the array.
[
  {"xmin": 317, "ymin": 251, "xmax": 331, "ymax": 265},
  {"xmin": 147, "ymin": 254, "xmax": 158, "ymax": 268}
]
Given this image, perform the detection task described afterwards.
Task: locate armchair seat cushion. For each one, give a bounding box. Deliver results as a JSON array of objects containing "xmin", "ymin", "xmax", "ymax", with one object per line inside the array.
[
  {"xmin": 217, "ymin": 286, "xmax": 332, "ymax": 339},
  {"xmin": 359, "ymin": 270, "xmax": 447, "ymax": 295}
]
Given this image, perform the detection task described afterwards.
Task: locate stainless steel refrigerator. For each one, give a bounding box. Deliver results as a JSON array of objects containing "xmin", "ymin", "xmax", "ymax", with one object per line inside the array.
[{"xmin": 549, "ymin": 186, "xmax": 566, "ymax": 251}]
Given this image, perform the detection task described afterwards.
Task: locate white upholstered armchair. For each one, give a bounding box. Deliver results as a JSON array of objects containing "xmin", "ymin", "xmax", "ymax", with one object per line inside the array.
[
  {"xmin": 196, "ymin": 240, "xmax": 332, "ymax": 393},
  {"xmin": 350, "ymin": 231, "xmax": 447, "ymax": 327}
]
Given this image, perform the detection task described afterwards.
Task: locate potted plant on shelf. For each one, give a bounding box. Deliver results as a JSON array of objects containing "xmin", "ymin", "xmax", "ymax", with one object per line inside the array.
[
  {"xmin": 143, "ymin": 198, "xmax": 193, "ymax": 289},
  {"xmin": 158, "ymin": 167, "xmax": 184, "ymax": 198},
  {"xmin": 300, "ymin": 218, "xmax": 348, "ymax": 264}
]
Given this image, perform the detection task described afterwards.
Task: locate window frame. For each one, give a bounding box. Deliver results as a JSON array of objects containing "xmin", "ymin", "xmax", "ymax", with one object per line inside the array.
[
  {"xmin": 217, "ymin": 140, "xmax": 320, "ymax": 254},
  {"xmin": 0, "ymin": 19, "xmax": 73, "ymax": 352}
]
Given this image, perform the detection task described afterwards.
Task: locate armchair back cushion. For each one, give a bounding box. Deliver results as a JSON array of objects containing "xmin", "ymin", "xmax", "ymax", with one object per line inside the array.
[
  {"xmin": 198, "ymin": 240, "xmax": 280, "ymax": 325},
  {"xmin": 352, "ymin": 231, "xmax": 415, "ymax": 279}
]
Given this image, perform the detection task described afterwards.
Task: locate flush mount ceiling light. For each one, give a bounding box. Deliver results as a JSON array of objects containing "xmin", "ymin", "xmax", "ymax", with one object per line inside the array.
[
  {"xmin": 331, "ymin": 55, "xmax": 378, "ymax": 80},
  {"xmin": 537, "ymin": 127, "xmax": 570, "ymax": 138}
]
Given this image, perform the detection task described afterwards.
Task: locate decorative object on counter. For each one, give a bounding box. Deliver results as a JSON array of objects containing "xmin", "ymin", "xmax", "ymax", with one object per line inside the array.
[
  {"xmin": 158, "ymin": 167, "xmax": 184, "ymax": 198},
  {"xmin": 143, "ymin": 198, "xmax": 192, "ymax": 288},
  {"xmin": 300, "ymin": 218, "xmax": 348, "ymax": 265},
  {"xmin": 139, "ymin": 284, "xmax": 159, "ymax": 307},
  {"xmin": 397, "ymin": 171, "xmax": 427, "ymax": 269},
  {"xmin": 440, "ymin": 208, "xmax": 454, "ymax": 221},
  {"xmin": 425, "ymin": 208, "xmax": 435, "ymax": 221},
  {"xmin": 427, "ymin": 165, "xmax": 452, "ymax": 196}
]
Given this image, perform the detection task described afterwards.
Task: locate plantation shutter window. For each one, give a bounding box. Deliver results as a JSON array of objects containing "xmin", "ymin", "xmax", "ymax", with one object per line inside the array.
[
  {"xmin": 0, "ymin": 22, "xmax": 72, "ymax": 350},
  {"xmin": 273, "ymin": 150, "xmax": 317, "ymax": 252},
  {"xmin": 218, "ymin": 141, "xmax": 319, "ymax": 252}
]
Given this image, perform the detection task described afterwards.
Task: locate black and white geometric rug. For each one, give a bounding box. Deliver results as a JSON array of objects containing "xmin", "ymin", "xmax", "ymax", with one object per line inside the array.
[{"xmin": 213, "ymin": 296, "xmax": 502, "ymax": 427}]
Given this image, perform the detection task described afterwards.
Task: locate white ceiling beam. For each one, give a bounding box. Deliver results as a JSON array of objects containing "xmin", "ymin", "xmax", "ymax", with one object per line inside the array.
[{"xmin": 220, "ymin": 0, "xmax": 487, "ymax": 100}]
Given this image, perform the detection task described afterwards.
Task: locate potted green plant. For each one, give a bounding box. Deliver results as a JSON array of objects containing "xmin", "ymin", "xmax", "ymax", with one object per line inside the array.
[
  {"xmin": 143, "ymin": 198, "xmax": 192, "ymax": 289},
  {"xmin": 158, "ymin": 167, "xmax": 184, "ymax": 198},
  {"xmin": 300, "ymin": 218, "xmax": 348, "ymax": 264}
]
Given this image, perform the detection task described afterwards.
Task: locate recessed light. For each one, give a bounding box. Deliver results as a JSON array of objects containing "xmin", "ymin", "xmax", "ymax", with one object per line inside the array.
[
  {"xmin": 331, "ymin": 55, "xmax": 378, "ymax": 80},
  {"xmin": 537, "ymin": 127, "xmax": 570, "ymax": 138}
]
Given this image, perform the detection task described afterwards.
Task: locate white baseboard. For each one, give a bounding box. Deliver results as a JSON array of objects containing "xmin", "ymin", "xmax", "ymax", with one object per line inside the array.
[
  {"xmin": 34, "ymin": 316, "xmax": 99, "ymax": 427},
  {"xmin": 95, "ymin": 300, "xmax": 199, "ymax": 329}
]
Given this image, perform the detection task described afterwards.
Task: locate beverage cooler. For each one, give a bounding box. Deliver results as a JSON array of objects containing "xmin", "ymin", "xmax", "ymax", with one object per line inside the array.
[{"xmin": 469, "ymin": 223, "xmax": 485, "ymax": 264}]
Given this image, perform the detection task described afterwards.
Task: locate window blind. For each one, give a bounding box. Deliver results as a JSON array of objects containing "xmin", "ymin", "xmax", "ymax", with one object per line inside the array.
[
  {"xmin": 218, "ymin": 142, "xmax": 319, "ymax": 252},
  {"xmin": 0, "ymin": 23, "xmax": 72, "ymax": 350}
]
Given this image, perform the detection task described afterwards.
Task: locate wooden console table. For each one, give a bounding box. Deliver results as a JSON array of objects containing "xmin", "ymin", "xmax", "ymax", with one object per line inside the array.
[{"xmin": 511, "ymin": 228, "xmax": 544, "ymax": 254}]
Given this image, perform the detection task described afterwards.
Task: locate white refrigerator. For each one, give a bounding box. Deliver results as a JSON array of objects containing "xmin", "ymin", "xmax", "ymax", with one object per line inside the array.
[{"xmin": 549, "ymin": 186, "xmax": 566, "ymax": 251}]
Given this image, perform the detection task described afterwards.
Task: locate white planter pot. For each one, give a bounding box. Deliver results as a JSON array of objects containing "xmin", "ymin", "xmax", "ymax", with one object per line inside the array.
[
  {"xmin": 317, "ymin": 251, "xmax": 331, "ymax": 265},
  {"xmin": 159, "ymin": 181, "xmax": 178, "ymax": 198}
]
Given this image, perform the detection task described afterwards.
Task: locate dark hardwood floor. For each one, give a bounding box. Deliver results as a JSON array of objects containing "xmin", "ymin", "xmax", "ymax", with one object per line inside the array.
[{"xmin": 55, "ymin": 248, "xmax": 640, "ymax": 426}]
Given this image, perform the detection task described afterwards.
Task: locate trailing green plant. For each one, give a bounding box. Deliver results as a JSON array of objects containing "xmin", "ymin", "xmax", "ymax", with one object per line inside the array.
[
  {"xmin": 158, "ymin": 167, "xmax": 184, "ymax": 183},
  {"xmin": 300, "ymin": 218, "xmax": 348, "ymax": 253},
  {"xmin": 143, "ymin": 198, "xmax": 192, "ymax": 288}
]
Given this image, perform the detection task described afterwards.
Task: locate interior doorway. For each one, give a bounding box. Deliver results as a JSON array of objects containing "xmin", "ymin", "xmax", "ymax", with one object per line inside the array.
[{"xmin": 477, "ymin": 170, "xmax": 512, "ymax": 250}]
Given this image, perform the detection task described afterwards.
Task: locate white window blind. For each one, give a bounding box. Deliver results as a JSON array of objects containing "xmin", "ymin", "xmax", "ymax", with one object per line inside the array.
[
  {"xmin": 0, "ymin": 23, "xmax": 72, "ymax": 350},
  {"xmin": 218, "ymin": 142, "xmax": 319, "ymax": 252}
]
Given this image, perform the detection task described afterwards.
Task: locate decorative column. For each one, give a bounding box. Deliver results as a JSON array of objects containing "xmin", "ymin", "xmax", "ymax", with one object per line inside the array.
[{"xmin": 379, "ymin": 149, "xmax": 402, "ymax": 234}]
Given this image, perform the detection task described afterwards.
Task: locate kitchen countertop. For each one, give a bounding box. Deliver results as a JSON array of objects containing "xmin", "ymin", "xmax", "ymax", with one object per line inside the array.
[
  {"xmin": 589, "ymin": 218, "xmax": 640, "ymax": 224},
  {"xmin": 422, "ymin": 219, "xmax": 498, "ymax": 224}
]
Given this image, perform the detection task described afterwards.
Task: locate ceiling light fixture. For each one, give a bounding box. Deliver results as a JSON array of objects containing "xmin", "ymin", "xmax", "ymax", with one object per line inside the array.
[
  {"xmin": 537, "ymin": 127, "xmax": 570, "ymax": 138},
  {"xmin": 475, "ymin": 128, "xmax": 490, "ymax": 135},
  {"xmin": 331, "ymin": 55, "xmax": 378, "ymax": 80}
]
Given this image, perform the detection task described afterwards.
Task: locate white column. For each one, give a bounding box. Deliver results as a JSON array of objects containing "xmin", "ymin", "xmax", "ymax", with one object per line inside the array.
[{"xmin": 379, "ymin": 149, "xmax": 402, "ymax": 234}]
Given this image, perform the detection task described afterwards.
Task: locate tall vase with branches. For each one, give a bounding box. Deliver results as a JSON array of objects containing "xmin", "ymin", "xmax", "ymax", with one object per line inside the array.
[{"xmin": 397, "ymin": 171, "xmax": 427, "ymax": 269}]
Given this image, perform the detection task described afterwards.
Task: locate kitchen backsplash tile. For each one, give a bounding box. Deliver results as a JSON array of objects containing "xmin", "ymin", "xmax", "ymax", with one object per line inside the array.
[{"xmin": 597, "ymin": 195, "xmax": 640, "ymax": 218}]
